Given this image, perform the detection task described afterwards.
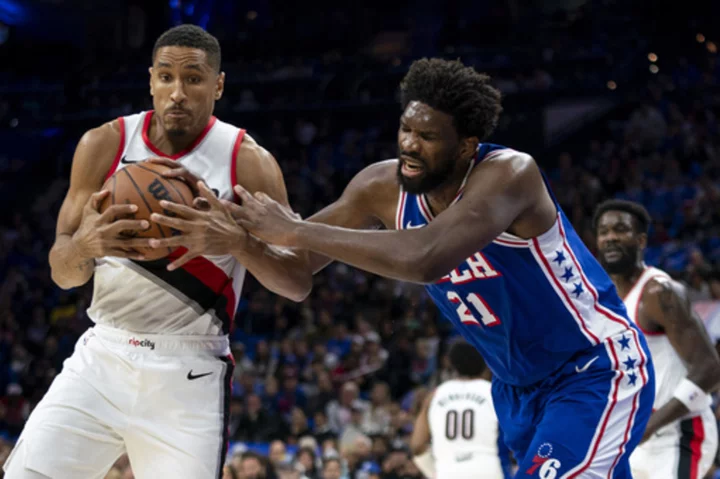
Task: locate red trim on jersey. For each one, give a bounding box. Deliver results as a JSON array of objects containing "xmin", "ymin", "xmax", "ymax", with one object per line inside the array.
[
  {"xmin": 395, "ymin": 190, "xmax": 407, "ymax": 230},
  {"xmin": 633, "ymin": 277, "xmax": 667, "ymax": 336},
  {"xmin": 142, "ymin": 111, "xmax": 217, "ymax": 160},
  {"xmin": 104, "ymin": 117, "xmax": 126, "ymax": 181},
  {"xmin": 230, "ymin": 129, "xmax": 246, "ymax": 203},
  {"xmin": 532, "ymin": 238, "xmax": 600, "ymax": 344},
  {"xmin": 493, "ymin": 236, "xmax": 528, "ymax": 247},
  {"xmin": 622, "ymin": 268, "xmax": 648, "ymax": 301},
  {"xmin": 608, "ymin": 371, "xmax": 641, "ymax": 476},
  {"xmin": 689, "ymin": 416, "xmax": 705, "ymax": 479},
  {"xmin": 167, "ymin": 248, "xmax": 237, "ymax": 330},
  {"xmin": 568, "ymin": 339, "xmax": 623, "ymax": 477},
  {"xmin": 556, "ymin": 220, "xmax": 649, "ymax": 387}
]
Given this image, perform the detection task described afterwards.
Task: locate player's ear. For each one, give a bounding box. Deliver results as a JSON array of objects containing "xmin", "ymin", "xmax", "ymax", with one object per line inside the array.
[
  {"xmin": 637, "ymin": 232, "xmax": 648, "ymax": 251},
  {"xmin": 148, "ymin": 67, "xmax": 154, "ymax": 96},
  {"xmin": 460, "ymin": 136, "xmax": 480, "ymax": 161},
  {"xmin": 215, "ymin": 72, "xmax": 225, "ymax": 101}
]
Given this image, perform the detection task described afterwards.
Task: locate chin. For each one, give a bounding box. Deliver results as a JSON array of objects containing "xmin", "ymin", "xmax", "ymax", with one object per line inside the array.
[
  {"xmin": 166, "ymin": 127, "xmax": 188, "ymax": 137},
  {"xmin": 600, "ymin": 260, "xmax": 631, "ymax": 275}
]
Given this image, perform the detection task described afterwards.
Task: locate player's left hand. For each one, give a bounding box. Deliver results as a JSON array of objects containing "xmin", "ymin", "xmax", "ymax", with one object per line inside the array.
[
  {"xmin": 148, "ymin": 181, "xmax": 249, "ymax": 271},
  {"xmin": 231, "ymin": 184, "xmax": 301, "ymax": 247}
]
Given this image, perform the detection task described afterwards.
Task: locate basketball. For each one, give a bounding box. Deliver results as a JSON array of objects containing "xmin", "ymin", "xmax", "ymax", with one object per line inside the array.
[{"xmin": 99, "ymin": 161, "xmax": 195, "ymax": 260}]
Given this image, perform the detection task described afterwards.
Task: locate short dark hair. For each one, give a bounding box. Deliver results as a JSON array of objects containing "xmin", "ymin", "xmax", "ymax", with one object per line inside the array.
[
  {"xmin": 400, "ymin": 58, "xmax": 503, "ymax": 140},
  {"xmin": 592, "ymin": 199, "xmax": 652, "ymax": 235},
  {"xmin": 152, "ymin": 24, "xmax": 221, "ymax": 72},
  {"xmin": 448, "ymin": 340, "xmax": 486, "ymax": 377}
]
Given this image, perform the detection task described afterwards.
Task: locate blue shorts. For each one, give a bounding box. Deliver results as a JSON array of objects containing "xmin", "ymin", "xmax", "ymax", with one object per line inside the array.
[{"xmin": 492, "ymin": 330, "xmax": 655, "ymax": 478}]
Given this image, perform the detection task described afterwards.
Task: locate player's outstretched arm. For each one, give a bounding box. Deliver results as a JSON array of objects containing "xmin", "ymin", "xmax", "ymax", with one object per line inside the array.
[
  {"xmin": 637, "ymin": 278, "xmax": 720, "ymax": 442},
  {"xmin": 49, "ymin": 122, "xmax": 148, "ymax": 289},
  {"xmin": 234, "ymin": 152, "xmax": 547, "ymax": 284}
]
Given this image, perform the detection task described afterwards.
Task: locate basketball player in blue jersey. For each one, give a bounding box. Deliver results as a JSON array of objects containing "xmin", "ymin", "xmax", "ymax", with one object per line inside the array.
[{"xmin": 213, "ymin": 58, "xmax": 657, "ymax": 477}]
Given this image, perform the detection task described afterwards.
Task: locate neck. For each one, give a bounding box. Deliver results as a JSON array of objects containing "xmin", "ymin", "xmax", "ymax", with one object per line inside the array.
[
  {"xmin": 609, "ymin": 262, "xmax": 646, "ymax": 298},
  {"xmin": 149, "ymin": 113, "xmax": 206, "ymax": 156},
  {"xmin": 424, "ymin": 158, "xmax": 473, "ymax": 215}
]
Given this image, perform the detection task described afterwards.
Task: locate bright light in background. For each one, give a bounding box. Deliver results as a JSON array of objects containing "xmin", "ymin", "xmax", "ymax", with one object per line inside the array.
[
  {"xmin": 607, "ymin": 81, "xmax": 617, "ymax": 90},
  {"xmin": 697, "ymin": 33, "xmax": 706, "ymax": 43},
  {"xmin": 708, "ymin": 42, "xmax": 717, "ymax": 54},
  {"xmin": 649, "ymin": 65, "xmax": 659, "ymax": 74},
  {"xmin": 647, "ymin": 53, "xmax": 658, "ymax": 62}
]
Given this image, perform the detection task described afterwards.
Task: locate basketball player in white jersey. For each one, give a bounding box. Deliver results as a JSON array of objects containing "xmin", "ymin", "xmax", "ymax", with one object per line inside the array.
[
  {"xmin": 409, "ymin": 341, "xmax": 511, "ymax": 479},
  {"xmin": 594, "ymin": 199, "xmax": 720, "ymax": 479},
  {"xmin": 3, "ymin": 25, "xmax": 312, "ymax": 479}
]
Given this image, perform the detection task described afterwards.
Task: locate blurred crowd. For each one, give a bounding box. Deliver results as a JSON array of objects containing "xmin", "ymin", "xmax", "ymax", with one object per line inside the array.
[{"xmin": 2, "ymin": 1, "xmax": 720, "ymax": 478}]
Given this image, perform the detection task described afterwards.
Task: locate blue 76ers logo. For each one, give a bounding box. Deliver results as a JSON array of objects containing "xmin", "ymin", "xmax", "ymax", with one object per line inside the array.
[{"xmin": 526, "ymin": 443, "xmax": 562, "ymax": 478}]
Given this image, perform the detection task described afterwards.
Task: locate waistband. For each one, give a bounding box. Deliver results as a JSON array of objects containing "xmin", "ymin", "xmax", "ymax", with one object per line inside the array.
[{"xmin": 88, "ymin": 324, "xmax": 230, "ymax": 354}]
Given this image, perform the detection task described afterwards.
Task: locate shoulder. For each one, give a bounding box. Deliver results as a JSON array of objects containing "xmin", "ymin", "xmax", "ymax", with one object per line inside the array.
[
  {"xmin": 341, "ymin": 160, "xmax": 400, "ymax": 220},
  {"xmin": 640, "ymin": 274, "xmax": 691, "ymax": 322},
  {"xmin": 72, "ymin": 120, "xmax": 124, "ymax": 181},
  {"xmin": 473, "ymin": 149, "xmax": 539, "ymax": 188},
  {"xmin": 234, "ymin": 133, "xmax": 287, "ymax": 200},
  {"xmin": 643, "ymin": 275, "xmax": 688, "ymax": 306},
  {"xmin": 235, "ymin": 133, "xmax": 275, "ymax": 169},
  {"xmin": 78, "ymin": 119, "xmax": 123, "ymax": 153},
  {"xmin": 349, "ymin": 159, "xmax": 399, "ymax": 192}
]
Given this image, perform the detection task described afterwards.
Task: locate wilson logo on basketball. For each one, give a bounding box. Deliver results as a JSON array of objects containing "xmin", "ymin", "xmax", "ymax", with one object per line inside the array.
[{"xmin": 148, "ymin": 178, "xmax": 182, "ymax": 236}]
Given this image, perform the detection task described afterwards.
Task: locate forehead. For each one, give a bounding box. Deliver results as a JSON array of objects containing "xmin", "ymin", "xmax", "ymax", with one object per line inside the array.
[
  {"xmin": 154, "ymin": 46, "xmax": 211, "ymax": 68},
  {"xmin": 598, "ymin": 210, "xmax": 635, "ymax": 228},
  {"xmin": 401, "ymin": 101, "xmax": 455, "ymax": 132}
]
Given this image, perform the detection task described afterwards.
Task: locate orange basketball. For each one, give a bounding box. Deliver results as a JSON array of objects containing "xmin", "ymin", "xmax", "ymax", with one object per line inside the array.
[{"xmin": 99, "ymin": 161, "xmax": 195, "ymax": 260}]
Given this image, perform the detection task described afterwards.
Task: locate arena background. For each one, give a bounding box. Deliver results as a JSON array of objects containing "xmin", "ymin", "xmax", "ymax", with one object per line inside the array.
[{"xmin": 1, "ymin": 0, "xmax": 720, "ymax": 478}]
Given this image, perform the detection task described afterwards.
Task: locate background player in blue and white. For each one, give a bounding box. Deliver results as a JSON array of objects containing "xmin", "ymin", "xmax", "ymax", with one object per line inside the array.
[
  {"xmin": 595, "ymin": 200, "xmax": 720, "ymax": 479},
  {"xmin": 409, "ymin": 340, "xmax": 512, "ymax": 479},
  {"xmin": 209, "ymin": 58, "xmax": 656, "ymax": 477}
]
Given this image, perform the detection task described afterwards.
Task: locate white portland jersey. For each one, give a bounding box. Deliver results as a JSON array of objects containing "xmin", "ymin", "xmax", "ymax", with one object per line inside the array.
[
  {"xmin": 623, "ymin": 266, "xmax": 711, "ymax": 411},
  {"xmin": 86, "ymin": 111, "xmax": 247, "ymax": 336},
  {"xmin": 429, "ymin": 378, "xmax": 504, "ymax": 479}
]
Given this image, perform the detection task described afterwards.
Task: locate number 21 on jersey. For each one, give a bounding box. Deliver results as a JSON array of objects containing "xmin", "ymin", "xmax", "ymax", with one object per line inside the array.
[{"xmin": 447, "ymin": 291, "xmax": 501, "ymax": 327}]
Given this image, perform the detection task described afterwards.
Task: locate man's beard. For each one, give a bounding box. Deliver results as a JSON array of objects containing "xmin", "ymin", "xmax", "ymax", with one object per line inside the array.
[
  {"xmin": 166, "ymin": 127, "xmax": 187, "ymax": 137},
  {"xmin": 598, "ymin": 247, "xmax": 637, "ymax": 275},
  {"xmin": 396, "ymin": 151, "xmax": 455, "ymax": 195}
]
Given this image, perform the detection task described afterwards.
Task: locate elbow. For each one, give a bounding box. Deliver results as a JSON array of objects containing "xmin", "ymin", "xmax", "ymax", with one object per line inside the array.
[
  {"xmin": 410, "ymin": 255, "xmax": 447, "ymax": 285},
  {"xmin": 50, "ymin": 266, "xmax": 79, "ymax": 291},
  {"xmin": 276, "ymin": 271, "xmax": 313, "ymax": 303},
  {"xmin": 287, "ymin": 281, "xmax": 312, "ymax": 303}
]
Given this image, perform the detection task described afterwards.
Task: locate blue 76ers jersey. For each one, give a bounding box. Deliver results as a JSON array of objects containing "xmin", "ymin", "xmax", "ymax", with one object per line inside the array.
[{"xmin": 397, "ymin": 144, "xmax": 638, "ymax": 387}]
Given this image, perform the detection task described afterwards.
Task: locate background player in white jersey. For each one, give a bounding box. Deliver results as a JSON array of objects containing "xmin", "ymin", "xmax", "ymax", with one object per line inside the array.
[
  {"xmin": 594, "ymin": 199, "xmax": 720, "ymax": 479},
  {"xmin": 409, "ymin": 341, "xmax": 511, "ymax": 479},
  {"xmin": 3, "ymin": 25, "xmax": 311, "ymax": 479}
]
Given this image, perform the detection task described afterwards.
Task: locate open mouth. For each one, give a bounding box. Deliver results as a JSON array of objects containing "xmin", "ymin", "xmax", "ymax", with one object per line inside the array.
[
  {"xmin": 401, "ymin": 157, "xmax": 425, "ymax": 178},
  {"xmin": 602, "ymin": 249, "xmax": 623, "ymax": 261}
]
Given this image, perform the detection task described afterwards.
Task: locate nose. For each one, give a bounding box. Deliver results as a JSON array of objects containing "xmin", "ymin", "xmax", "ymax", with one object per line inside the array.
[
  {"xmin": 169, "ymin": 79, "xmax": 187, "ymax": 104},
  {"xmin": 400, "ymin": 131, "xmax": 420, "ymax": 155}
]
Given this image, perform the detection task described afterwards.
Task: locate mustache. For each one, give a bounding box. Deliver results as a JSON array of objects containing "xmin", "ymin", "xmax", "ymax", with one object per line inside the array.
[{"xmin": 398, "ymin": 150, "xmax": 426, "ymax": 164}]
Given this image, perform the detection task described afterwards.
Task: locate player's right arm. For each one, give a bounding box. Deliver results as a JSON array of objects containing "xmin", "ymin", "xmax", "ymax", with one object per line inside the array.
[
  {"xmin": 304, "ymin": 160, "xmax": 399, "ymax": 273},
  {"xmin": 49, "ymin": 121, "xmax": 149, "ymax": 289}
]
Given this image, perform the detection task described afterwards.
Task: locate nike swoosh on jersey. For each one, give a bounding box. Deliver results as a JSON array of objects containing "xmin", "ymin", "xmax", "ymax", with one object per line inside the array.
[
  {"xmin": 575, "ymin": 355, "xmax": 599, "ymax": 373},
  {"xmin": 120, "ymin": 156, "xmax": 139, "ymax": 164},
  {"xmin": 406, "ymin": 222, "xmax": 425, "ymax": 229}
]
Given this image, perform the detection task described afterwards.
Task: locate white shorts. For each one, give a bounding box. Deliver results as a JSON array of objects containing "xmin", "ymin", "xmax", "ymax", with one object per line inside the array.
[
  {"xmin": 630, "ymin": 408, "xmax": 718, "ymax": 479},
  {"xmin": 3, "ymin": 325, "xmax": 234, "ymax": 479}
]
